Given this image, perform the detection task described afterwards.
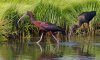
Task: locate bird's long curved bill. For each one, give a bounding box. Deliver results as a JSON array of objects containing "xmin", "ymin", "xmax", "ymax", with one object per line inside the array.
[{"xmin": 17, "ymin": 13, "xmax": 27, "ymax": 24}]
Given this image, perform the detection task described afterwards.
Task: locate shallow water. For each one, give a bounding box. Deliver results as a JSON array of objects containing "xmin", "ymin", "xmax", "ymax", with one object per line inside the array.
[{"xmin": 0, "ymin": 35, "xmax": 100, "ymax": 60}]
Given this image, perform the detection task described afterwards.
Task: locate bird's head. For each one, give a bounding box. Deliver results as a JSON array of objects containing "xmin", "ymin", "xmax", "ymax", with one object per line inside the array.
[
  {"xmin": 17, "ymin": 11, "xmax": 34, "ymax": 24},
  {"xmin": 70, "ymin": 24, "xmax": 79, "ymax": 35},
  {"xmin": 26, "ymin": 11, "xmax": 34, "ymax": 16}
]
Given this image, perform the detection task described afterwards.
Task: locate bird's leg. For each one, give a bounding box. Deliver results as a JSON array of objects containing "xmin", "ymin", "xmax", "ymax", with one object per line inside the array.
[
  {"xmin": 36, "ymin": 43, "xmax": 43, "ymax": 53},
  {"xmin": 82, "ymin": 23, "xmax": 87, "ymax": 34},
  {"xmin": 82, "ymin": 23, "xmax": 85, "ymax": 30},
  {"xmin": 87, "ymin": 23, "xmax": 91, "ymax": 34},
  {"xmin": 36, "ymin": 33, "xmax": 43, "ymax": 44},
  {"xmin": 52, "ymin": 34, "xmax": 59, "ymax": 44}
]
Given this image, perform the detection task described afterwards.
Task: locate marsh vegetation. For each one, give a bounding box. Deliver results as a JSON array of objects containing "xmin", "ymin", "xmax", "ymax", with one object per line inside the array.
[
  {"xmin": 0, "ymin": 0, "xmax": 100, "ymax": 40},
  {"xmin": 0, "ymin": 0, "xmax": 100, "ymax": 60}
]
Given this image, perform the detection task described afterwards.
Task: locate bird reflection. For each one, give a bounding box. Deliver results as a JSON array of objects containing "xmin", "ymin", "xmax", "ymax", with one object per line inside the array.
[
  {"xmin": 36, "ymin": 42, "xmax": 59, "ymax": 53},
  {"xmin": 36, "ymin": 43, "xmax": 63, "ymax": 60}
]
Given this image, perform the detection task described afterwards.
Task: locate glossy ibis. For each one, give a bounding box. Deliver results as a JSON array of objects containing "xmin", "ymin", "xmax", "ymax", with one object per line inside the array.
[
  {"xmin": 78, "ymin": 11, "xmax": 96, "ymax": 27},
  {"xmin": 70, "ymin": 11, "xmax": 96, "ymax": 35},
  {"xmin": 17, "ymin": 11, "xmax": 65, "ymax": 43}
]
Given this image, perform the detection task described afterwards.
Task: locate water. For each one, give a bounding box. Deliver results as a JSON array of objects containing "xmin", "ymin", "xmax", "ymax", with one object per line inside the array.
[{"xmin": 0, "ymin": 35, "xmax": 100, "ymax": 60}]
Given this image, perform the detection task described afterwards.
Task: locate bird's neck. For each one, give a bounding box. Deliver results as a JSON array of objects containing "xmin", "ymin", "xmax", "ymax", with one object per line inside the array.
[
  {"xmin": 78, "ymin": 24, "xmax": 81, "ymax": 28},
  {"xmin": 28, "ymin": 14, "xmax": 35, "ymax": 23}
]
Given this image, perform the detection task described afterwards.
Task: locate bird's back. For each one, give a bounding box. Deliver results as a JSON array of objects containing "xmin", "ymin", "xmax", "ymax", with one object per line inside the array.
[
  {"xmin": 41, "ymin": 23, "xmax": 66, "ymax": 35},
  {"xmin": 32, "ymin": 20, "xmax": 65, "ymax": 35},
  {"xmin": 32, "ymin": 21, "xmax": 48, "ymax": 30},
  {"xmin": 41, "ymin": 23, "xmax": 62, "ymax": 31},
  {"xmin": 78, "ymin": 11, "xmax": 96, "ymax": 21}
]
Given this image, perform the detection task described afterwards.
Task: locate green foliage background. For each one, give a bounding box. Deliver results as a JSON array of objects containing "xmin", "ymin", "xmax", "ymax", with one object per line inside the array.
[{"xmin": 0, "ymin": 0, "xmax": 100, "ymax": 39}]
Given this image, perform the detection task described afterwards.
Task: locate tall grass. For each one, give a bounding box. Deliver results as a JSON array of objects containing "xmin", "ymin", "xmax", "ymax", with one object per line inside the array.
[
  {"xmin": 33, "ymin": 3, "xmax": 63, "ymax": 25},
  {"xmin": 3, "ymin": 6, "xmax": 20, "ymax": 32},
  {"xmin": 62, "ymin": 0, "xmax": 100, "ymax": 26},
  {"xmin": 0, "ymin": 0, "xmax": 100, "ymax": 39},
  {"xmin": 2, "ymin": 5, "xmax": 39, "ymax": 37}
]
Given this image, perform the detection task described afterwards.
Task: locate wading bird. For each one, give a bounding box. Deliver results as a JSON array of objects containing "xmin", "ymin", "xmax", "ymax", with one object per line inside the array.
[
  {"xmin": 70, "ymin": 11, "xmax": 96, "ymax": 35},
  {"xmin": 78, "ymin": 11, "xmax": 96, "ymax": 28},
  {"xmin": 17, "ymin": 11, "xmax": 65, "ymax": 43}
]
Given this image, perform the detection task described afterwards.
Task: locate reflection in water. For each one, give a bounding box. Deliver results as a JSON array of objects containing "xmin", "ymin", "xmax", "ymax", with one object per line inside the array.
[
  {"xmin": 6, "ymin": 40, "xmax": 27, "ymax": 60},
  {"xmin": 0, "ymin": 35, "xmax": 99, "ymax": 60},
  {"xmin": 36, "ymin": 43, "xmax": 62, "ymax": 60}
]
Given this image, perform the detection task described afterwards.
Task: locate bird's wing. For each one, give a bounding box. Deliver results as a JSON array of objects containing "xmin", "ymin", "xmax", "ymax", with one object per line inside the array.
[
  {"xmin": 78, "ymin": 15, "xmax": 85, "ymax": 21},
  {"xmin": 41, "ymin": 23, "xmax": 62, "ymax": 31}
]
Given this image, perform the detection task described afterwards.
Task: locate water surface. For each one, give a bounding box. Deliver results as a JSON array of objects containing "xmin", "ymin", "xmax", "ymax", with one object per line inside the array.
[{"xmin": 0, "ymin": 35, "xmax": 100, "ymax": 60}]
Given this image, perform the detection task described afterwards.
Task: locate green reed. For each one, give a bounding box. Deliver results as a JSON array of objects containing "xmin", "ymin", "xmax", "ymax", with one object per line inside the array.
[{"xmin": 0, "ymin": 0, "xmax": 100, "ymax": 39}]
